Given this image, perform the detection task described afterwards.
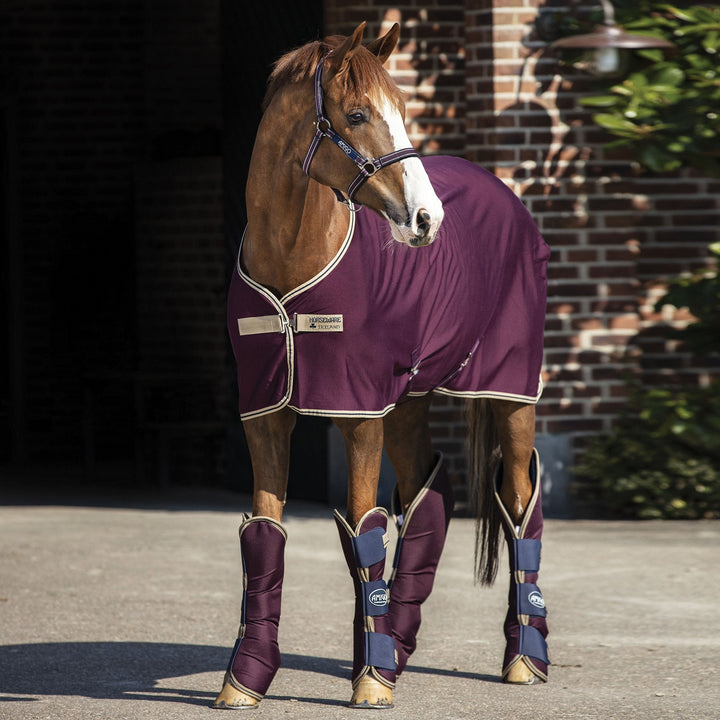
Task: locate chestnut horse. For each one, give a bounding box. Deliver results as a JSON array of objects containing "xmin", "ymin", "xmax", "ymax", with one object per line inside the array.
[{"xmin": 214, "ymin": 22, "xmax": 550, "ymax": 709}]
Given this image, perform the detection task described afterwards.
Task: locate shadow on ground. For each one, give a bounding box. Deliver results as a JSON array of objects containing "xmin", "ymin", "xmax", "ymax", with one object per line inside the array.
[{"xmin": 0, "ymin": 641, "xmax": 498, "ymax": 707}]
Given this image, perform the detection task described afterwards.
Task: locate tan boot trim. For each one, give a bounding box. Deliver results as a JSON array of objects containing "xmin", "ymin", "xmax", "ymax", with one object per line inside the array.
[
  {"xmin": 391, "ymin": 451, "xmax": 444, "ymax": 537},
  {"xmin": 239, "ymin": 514, "xmax": 288, "ymax": 542},
  {"xmin": 369, "ymin": 667, "xmax": 396, "ymax": 689},
  {"xmin": 224, "ymin": 671, "xmax": 265, "ymax": 701},
  {"xmin": 333, "ymin": 507, "xmax": 389, "ymax": 554}
]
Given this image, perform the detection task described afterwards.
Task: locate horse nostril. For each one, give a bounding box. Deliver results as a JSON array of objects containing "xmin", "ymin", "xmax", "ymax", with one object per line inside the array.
[{"xmin": 416, "ymin": 208, "xmax": 431, "ymax": 234}]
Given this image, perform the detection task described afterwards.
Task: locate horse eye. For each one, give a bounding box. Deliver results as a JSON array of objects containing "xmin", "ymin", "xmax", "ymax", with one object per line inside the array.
[{"xmin": 347, "ymin": 111, "xmax": 365, "ymax": 126}]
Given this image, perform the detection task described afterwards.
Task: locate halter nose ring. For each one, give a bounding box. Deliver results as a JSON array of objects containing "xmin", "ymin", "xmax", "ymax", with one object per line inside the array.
[{"xmin": 302, "ymin": 55, "xmax": 419, "ymax": 207}]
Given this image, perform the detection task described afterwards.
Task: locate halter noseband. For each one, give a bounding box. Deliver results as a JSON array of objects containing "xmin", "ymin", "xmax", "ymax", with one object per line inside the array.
[{"xmin": 302, "ymin": 56, "xmax": 420, "ymax": 208}]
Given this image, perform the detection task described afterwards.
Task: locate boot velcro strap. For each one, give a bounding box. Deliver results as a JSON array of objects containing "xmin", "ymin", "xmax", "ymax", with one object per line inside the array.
[
  {"xmin": 365, "ymin": 631, "xmax": 397, "ymax": 671},
  {"xmin": 517, "ymin": 582, "xmax": 547, "ymax": 617},
  {"xmin": 351, "ymin": 527, "xmax": 388, "ymax": 568},
  {"xmin": 512, "ymin": 538, "xmax": 541, "ymax": 573},
  {"xmin": 361, "ymin": 579, "xmax": 390, "ymax": 617},
  {"xmin": 518, "ymin": 624, "xmax": 549, "ymax": 665}
]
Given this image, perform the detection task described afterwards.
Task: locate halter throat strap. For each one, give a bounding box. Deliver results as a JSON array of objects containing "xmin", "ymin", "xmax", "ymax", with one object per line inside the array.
[{"xmin": 302, "ymin": 56, "xmax": 419, "ymax": 206}]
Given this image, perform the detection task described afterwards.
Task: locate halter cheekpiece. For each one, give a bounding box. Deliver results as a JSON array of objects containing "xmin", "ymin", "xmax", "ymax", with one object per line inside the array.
[{"xmin": 302, "ymin": 55, "xmax": 420, "ymax": 208}]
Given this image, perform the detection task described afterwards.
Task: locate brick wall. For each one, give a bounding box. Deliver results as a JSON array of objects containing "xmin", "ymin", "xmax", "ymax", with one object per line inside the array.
[{"xmin": 325, "ymin": 0, "xmax": 720, "ymax": 510}]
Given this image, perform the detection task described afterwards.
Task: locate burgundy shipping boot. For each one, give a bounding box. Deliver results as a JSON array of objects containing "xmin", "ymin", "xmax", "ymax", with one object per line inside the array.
[
  {"xmin": 388, "ymin": 453, "xmax": 454, "ymax": 674},
  {"xmin": 496, "ymin": 448, "xmax": 549, "ymax": 684},
  {"xmin": 335, "ymin": 507, "xmax": 396, "ymax": 708},
  {"xmin": 213, "ymin": 514, "xmax": 287, "ymax": 708}
]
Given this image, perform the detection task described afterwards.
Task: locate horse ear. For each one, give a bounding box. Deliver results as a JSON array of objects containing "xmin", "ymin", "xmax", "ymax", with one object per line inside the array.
[
  {"xmin": 366, "ymin": 23, "xmax": 400, "ymax": 65},
  {"xmin": 327, "ymin": 22, "xmax": 366, "ymax": 79}
]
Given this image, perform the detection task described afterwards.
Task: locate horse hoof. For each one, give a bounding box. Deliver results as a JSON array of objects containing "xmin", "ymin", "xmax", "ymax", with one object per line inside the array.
[
  {"xmin": 349, "ymin": 676, "xmax": 394, "ymax": 709},
  {"xmin": 504, "ymin": 658, "xmax": 543, "ymax": 685},
  {"xmin": 212, "ymin": 680, "xmax": 261, "ymax": 709}
]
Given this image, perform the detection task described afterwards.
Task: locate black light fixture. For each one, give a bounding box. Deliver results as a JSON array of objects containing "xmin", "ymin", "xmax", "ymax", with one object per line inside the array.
[{"xmin": 548, "ymin": 0, "xmax": 676, "ymax": 78}]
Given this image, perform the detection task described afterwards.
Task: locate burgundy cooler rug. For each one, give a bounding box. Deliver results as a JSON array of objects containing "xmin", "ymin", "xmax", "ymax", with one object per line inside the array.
[{"xmin": 228, "ymin": 155, "xmax": 550, "ymax": 419}]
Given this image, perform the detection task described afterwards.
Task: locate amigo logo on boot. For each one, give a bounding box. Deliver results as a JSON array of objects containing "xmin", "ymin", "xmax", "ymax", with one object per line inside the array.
[
  {"xmin": 368, "ymin": 588, "xmax": 388, "ymax": 607},
  {"xmin": 528, "ymin": 590, "xmax": 545, "ymax": 609}
]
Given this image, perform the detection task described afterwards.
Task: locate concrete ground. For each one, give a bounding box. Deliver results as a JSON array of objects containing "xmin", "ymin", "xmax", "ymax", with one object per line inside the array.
[{"xmin": 1, "ymin": 485, "xmax": 717, "ymax": 720}]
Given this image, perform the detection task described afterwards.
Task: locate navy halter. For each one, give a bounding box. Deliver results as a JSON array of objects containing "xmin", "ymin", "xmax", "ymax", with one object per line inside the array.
[{"xmin": 302, "ymin": 56, "xmax": 420, "ymax": 208}]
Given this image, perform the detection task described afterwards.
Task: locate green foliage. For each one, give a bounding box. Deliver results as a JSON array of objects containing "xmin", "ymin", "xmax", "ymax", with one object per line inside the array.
[
  {"xmin": 657, "ymin": 242, "xmax": 720, "ymax": 355},
  {"xmin": 577, "ymin": 243, "xmax": 720, "ymax": 519},
  {"xmin": 575, "ymin": 382, "xmax": 720, "ymax": 519},
  {"xmin": 568, "ymin": 3, "xmax": 720, "ymax": 177},
  {"xmin": 558, "ymin": 5, "xmax": 720, "ymax": 518}
]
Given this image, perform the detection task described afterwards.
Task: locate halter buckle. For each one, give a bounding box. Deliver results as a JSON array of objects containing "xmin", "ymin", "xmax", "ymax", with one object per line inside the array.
[{"xmin": 362, "ymin": 161, "xmax": 378, "ymax": 176}]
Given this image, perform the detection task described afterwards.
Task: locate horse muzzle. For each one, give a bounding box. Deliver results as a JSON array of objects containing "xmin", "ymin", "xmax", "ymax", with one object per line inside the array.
[
  {"xmin": 409, "ymin": 207, "xmax": 439, "ymax": 246},
  {"xmin": 390, "ymin": 205, "xmax": 444, "ymax": 247}
]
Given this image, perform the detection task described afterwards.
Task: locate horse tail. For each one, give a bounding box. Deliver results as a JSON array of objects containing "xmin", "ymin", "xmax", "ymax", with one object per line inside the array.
[{"xmin": 467, "ymin": 397, "xmax": 502, "ymax": 586}]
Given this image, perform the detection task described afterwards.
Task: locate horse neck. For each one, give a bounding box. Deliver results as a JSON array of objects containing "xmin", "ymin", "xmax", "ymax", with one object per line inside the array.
[{"xmin": 242, "ymin": 85, "xmax": 350, "ymax": 298}]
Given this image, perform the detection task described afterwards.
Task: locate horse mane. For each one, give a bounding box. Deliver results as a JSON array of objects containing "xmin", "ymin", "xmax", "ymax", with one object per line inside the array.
[{"xmin": 262, "ymin": 34, "xmax": 403, "ymax": 112}]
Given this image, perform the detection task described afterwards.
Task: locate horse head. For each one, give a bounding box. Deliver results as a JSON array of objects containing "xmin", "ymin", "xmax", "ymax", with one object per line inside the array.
[{"xmin": 305, "ymin": 23, "xmax": 444, "ymax": 247}]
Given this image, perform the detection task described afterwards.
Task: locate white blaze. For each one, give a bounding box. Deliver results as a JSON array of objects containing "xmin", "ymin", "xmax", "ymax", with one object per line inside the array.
[{"xmin": 377, "ymin": 96, "xmax": 444, "ymax": 245}]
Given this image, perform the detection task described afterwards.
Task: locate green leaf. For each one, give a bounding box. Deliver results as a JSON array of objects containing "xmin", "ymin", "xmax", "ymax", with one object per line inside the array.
[
  {"xmin": 692, "ymin": 6, "xmax": 720, "ymax": 24},
  {"xmin": 685, "ymin": 53, "xmax": 708, "ymax": 69},
  {"xmin": 638, "ymin": 48, "xmax": 664, "ymax": 62},
  {"xmin": 653, "ymin": 66, "xmax": 685, "ymax": 86},
  {"xmin": 628, "ymin": 72, "xmax": 649, "ymax": 88},
  {"xmin": 579, "ymin": 95, "xmax": 620, "ymax": 107},
  {"xmin": 637, "ymin": 144, "xmax": 682, "ymax": 172},
  {"xmin": 665, "ymin": 6, "xmax": 698, "ymax": 23},
  {"xmin": 703, "ymin": 30, "xmax": 720, "ymax": 54}
]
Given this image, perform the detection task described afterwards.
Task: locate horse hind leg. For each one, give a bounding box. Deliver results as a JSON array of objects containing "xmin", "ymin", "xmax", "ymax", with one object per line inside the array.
[
  {"xmin": 488, "ymin": 399, "xmax": 549, "ymax": 684},
  {"xmin": 388, "ymin": 453, "xmax": 453, "ymax": 673},
  {"xmin": 495, "ymin": 448, "xmax": 549, "ymax": 684},
  {"xmin": 382, "ymin": 396, "xmax": 454, "ymax": 675}
]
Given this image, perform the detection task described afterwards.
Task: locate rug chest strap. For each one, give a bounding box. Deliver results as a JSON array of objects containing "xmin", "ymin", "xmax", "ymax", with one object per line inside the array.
[{"xmin": 237, "ymin": 313, "xmax": 344, "ymax": 336}]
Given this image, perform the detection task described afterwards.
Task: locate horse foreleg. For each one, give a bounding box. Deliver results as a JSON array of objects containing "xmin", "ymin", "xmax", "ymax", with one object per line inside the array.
[
  {"xmin": 245, "ymin": 408, "xmax": 297, "ymax": 521},
  {"xmin": 383, "ymin": 396, "xmax": 454, "ymax": 674},
  {"xmin": 333, "ymin": 416, "xmax": 395, "ymax": 708},
  {"xmin": 213, "ymin": 408, "xmax": 296, "ymax": 709},
  {"xmin": 490, "ymin": 400, "xmax": 549, "ymax": 685},
  {"xmin": 335, "ymin": 416, "xmax": 384, "ymax": 526}
]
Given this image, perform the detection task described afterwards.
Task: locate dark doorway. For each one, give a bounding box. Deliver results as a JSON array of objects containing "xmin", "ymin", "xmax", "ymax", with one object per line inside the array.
[
  {"xmin": 222, "ymin": 1, "xmax": 331, "ymax": 504},
  {"xmin": 221, "ymin": 0, "xmax": 324, "ymax": 248},
  {"xmin": 0, "ymin": 98, "xmax": 21, "ymax": 465}
]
